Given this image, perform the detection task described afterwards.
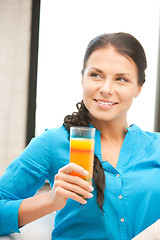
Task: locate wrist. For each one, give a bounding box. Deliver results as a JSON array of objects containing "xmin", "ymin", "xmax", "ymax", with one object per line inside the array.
[{"xmin": 44, "ymin": 190, "xmax": 58, "ymax": 213}]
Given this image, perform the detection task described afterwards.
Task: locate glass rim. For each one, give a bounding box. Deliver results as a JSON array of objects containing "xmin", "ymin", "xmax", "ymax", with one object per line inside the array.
[
  {"xmin": 70, "ymin": 126, "xmax": 95, "ymax": 131},
  {"xmin": 70, "ymin": 126, "xmax": 95, "ymax": 138}
]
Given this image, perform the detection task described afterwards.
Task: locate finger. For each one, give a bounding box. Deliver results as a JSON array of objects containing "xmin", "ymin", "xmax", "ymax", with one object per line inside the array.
[
  {"xmin": 59, "ymin": 163, "xmax": 89, "ymax": 176},
  {"xmin": 56, "ymin": 186, "xmax": 87, "ymax": 204},
  {"xmin": 54, "ymin": 180, "xmax": 93, "ymax": 199},
  {"xmin": 55, "ymin": 172, "xmax": 94, "ymax": 192}
]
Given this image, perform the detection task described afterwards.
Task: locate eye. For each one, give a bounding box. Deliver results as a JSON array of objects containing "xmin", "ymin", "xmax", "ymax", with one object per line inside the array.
[
  {"xmin": 116, "ymin": 77, "xmax": 128, "ymax": 83},
  {"xmin": 90, "ymin": 72, "xmax": 101, "ymax": 79}
]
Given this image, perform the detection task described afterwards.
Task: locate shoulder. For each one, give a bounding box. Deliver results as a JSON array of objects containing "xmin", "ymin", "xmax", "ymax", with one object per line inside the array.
[
  {"xmin": 22, "ymin": 125, "xmax": 69, "ymax": 157},
  {"xmin": 36, "ymin": 125, "xmax": 70, "ymax": 155},
  {"xmin": 19, "ymin": 125, "xmax": 69, "ymax": 172},
  {"xmin": 42, "ymin": 125, "xmax": 69, "ymax": 144},
  {"xmin": 139, "ymin": 127, "xmax": 160, "ymax": 141},
  {"xmin": 132, "ymin": 124, "xmax": 160, "ymax": 146},
  {"xmin": 34, "ymin": 125, "xmax": 69, "ymax": 142}
]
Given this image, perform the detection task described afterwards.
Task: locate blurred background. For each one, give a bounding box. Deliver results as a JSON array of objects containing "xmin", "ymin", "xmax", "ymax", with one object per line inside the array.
[{"xmin": 0, "ymin": 0, "xmax": 160, "ymax": 175}]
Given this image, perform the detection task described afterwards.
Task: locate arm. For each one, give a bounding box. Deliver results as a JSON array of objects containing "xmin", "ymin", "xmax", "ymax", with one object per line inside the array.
[
  {"xmin": 0, "ymin": 130, "xmax": 52, "ymax": 236},
  {"xmin": 18, "ymin": 163, "xmax": 93, "ymax": 227},
  {"xmin": 0, "ymin": 128, "xmax": 93, "ymax": 235}
]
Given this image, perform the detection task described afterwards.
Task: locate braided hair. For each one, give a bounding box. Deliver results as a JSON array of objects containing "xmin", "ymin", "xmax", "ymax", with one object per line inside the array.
[{"xmin": 63, "ymin": 100, "xmax": 105, "ymax": 211}]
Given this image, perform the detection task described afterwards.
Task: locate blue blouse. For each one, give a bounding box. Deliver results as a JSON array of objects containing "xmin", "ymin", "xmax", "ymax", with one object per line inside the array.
[{"xmin": 0, "ymin": 124, "xmax": 160, "ymax": 240}]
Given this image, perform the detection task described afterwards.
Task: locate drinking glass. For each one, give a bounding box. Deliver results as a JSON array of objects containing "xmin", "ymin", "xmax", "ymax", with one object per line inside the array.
[{"xmin": 70, "ymin": 127, "xmax": 95, "ymax": 184}]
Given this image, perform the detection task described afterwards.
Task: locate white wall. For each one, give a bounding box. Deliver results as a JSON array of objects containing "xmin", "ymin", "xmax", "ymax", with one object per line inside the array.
[
  {"xmin": 36, "ymin": 0, "xmax": 160, "ymax": 135},
  {"xmin": 0, "ymin": 0, "xmax": 32, "ymax": 175}
]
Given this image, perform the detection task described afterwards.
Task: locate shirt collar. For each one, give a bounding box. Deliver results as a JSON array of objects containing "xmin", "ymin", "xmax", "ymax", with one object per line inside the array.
[{"xmin": 126, "ymin": 124, "xmax": 140, "ymax": 132}]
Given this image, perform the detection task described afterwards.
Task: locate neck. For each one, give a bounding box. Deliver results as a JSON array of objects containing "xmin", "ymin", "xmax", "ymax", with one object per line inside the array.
[{"xmin": 91, "ymin": 118, "xmax": 128, "ymax": 143}]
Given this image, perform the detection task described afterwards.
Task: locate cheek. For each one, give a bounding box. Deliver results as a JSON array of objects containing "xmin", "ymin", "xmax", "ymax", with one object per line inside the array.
[
  {"xmin": 122, "ymin": 93, "xmax": 133, "ymax": 101},
  {"xmin": 82, "ymin": 83, "xmax": 94, "ymax": 98},
  {"xmin": 120, "ymin": 86, "xmax": 137, "ymax": 100},
  {"xmin": 82, "ymin": 85, "xmax": 95, "ymax": 111},
  {"xmin": 120, "ymin": 90, "xmax": 136, "ymax": 109}
]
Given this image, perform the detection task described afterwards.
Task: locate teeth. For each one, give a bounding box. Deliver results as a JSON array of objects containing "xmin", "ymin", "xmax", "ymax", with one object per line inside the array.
[{"xmin": 97, "ymin": 100, "xmax": 114, "ymax": 105}]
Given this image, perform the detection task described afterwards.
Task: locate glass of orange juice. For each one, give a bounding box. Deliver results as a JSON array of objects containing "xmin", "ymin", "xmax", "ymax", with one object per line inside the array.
[{"xmin": 70, "ymin": 127, "xmax": 95, "ymax": 185}]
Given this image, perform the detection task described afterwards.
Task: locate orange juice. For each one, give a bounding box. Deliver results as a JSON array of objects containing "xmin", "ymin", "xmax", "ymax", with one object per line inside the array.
[{"xmin": 70, "ymin": 138, "xmax": 95, "ymax": 184}]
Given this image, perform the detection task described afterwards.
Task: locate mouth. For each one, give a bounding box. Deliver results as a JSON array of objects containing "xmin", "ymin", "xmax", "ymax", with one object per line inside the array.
[{"xmin": 95, "ymin": 99, "xmax": 118, "ymax": 106}]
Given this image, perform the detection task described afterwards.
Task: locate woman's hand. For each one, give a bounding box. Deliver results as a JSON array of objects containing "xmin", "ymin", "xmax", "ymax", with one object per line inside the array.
[
  {"xmin": 18, "ymin": 163, "xmax": 94, "ymax": 227},
  {"xmin": 48, "ymin": 163, "xmax": 94, "ymax": 211}
]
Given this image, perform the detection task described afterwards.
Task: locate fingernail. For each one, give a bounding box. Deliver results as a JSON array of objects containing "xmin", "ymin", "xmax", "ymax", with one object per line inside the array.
[
  {"xmin": 89, "ymin": 185, "xmax": 94, "ymax": 191},
  {"xmin": 83, "ymin": 170, "xmax": 89, "ymax": 175},
  {"xmin": 88, "ymin": 193, "xmax": 93, "ymax": 198},
  {"xmin": 83, "ymin": 199, "xmax": 87, "ymax": 204}
]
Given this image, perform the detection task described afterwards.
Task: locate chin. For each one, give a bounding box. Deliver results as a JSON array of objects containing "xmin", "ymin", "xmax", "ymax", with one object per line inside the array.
[{"xmin": 90, "ymin": 112, "xmax": 113, "ymax": 123}]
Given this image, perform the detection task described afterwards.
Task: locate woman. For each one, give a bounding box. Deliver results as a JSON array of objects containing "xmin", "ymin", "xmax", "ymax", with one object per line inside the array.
[{"xmin": 0, "ymin": 32, "xmax": 160, "ymax": 240}]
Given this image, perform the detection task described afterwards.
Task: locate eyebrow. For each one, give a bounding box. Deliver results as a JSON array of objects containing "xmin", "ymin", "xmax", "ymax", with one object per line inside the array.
[
  {"xmin": 116, "ymin": 73, "xmax": 131, "ymax": 76},
  {"xmin": 89, "ymin": 68, "xmax": 131, "ymax": 76},
  {"xmin": 89, "ymin": 67, "xmax": 103, "ymax": 73}
]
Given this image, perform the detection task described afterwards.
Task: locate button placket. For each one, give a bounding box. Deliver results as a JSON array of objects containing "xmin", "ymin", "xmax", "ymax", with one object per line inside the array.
[{"xmin": 115, "ymin": 173, "xmax": 126, "ymax": 238}]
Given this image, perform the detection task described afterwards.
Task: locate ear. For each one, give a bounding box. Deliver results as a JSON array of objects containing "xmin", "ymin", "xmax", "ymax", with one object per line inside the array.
[
  {"xmin": 134, "ymin": 85, "xmax": 143, "ymax": 98},
  {"xmin": 81, "ymin": 74, "xmax": 85, "ymax": 85},
  {"xmin": 81, "ymin": 77, "xmax": 84, "ymax": 86}
]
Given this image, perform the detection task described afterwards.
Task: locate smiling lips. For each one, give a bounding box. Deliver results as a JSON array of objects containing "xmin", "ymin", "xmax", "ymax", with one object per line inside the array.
[{"xmin": 95, "ymin": 99, "xmax": 118, "ymax": 107}]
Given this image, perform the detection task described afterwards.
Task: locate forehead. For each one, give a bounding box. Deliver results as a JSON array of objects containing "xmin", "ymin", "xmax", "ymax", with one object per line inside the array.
[{"xmin": 85, "ymin": 46, "xmax": 137, "ymax": 73}]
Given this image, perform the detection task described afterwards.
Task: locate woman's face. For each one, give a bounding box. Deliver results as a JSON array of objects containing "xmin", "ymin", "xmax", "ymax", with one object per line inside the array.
[{"xmin": 82, "ymin": 46, "xmax": 142, "ymax": 124}]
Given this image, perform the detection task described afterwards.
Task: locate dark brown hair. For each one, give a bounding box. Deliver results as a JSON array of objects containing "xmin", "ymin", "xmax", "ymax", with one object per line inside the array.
[
  {"xmin": 82, "ymin": 32, "xmax": 147, "ymax": 86},
  {"xmin": 63, "ymin": 32, "xmax": 147, "ymax": 211}
]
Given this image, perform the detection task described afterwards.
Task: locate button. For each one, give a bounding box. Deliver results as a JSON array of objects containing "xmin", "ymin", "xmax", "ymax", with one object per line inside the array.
[
  {"xmin": 116, "ymin": 174, "xmax": 120, "ymax": 178},
  {"xmin": 120, "ymin": 218, "xmax": 124, "ymax": 223},
  {"xmin": 119, "ymin": 195, "xmax": 123, "ymax": 199}
]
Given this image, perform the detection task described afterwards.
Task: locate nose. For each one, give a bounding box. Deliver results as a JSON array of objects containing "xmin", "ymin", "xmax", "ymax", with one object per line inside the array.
[{"xmin": 100, "ymin": 79, "xmax": 114, "ymax": 96}]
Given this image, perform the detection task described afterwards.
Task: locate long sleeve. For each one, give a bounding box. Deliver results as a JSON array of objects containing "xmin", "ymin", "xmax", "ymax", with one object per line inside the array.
[{"xmin": 0, "ymin": 129, "xmax": 53, "ymax": 236}]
